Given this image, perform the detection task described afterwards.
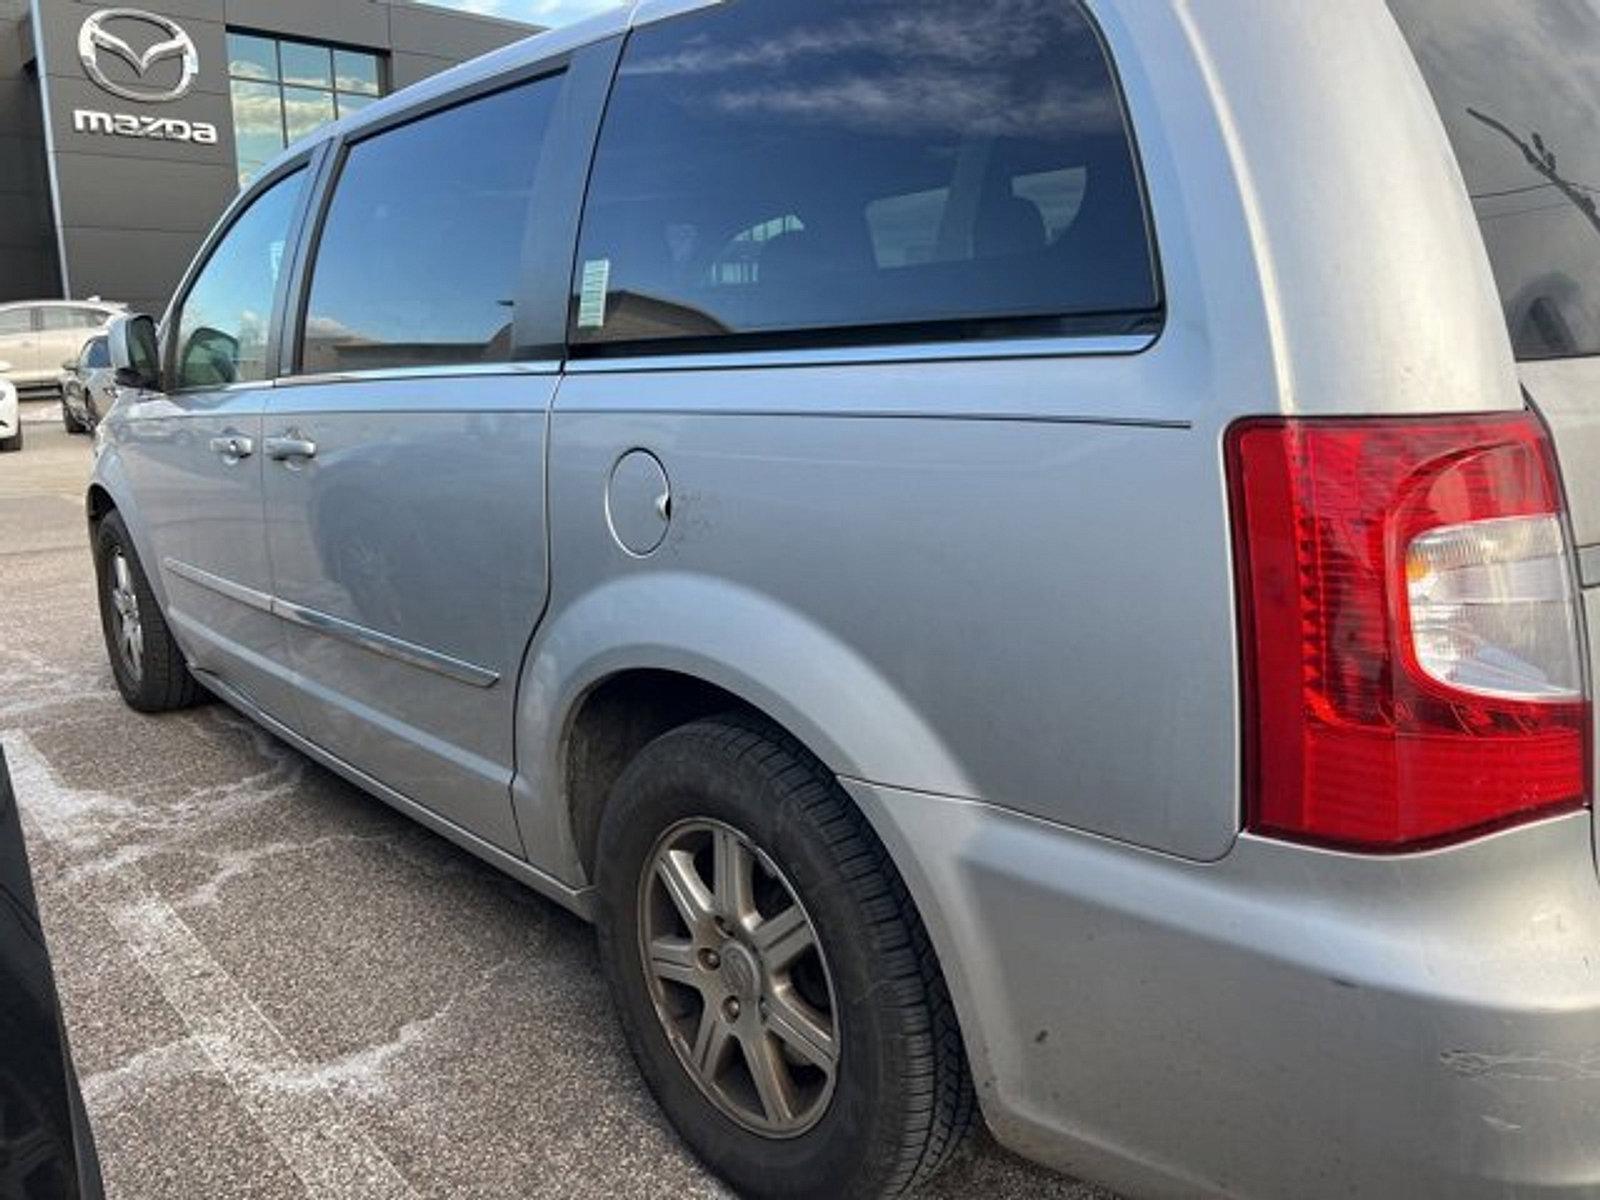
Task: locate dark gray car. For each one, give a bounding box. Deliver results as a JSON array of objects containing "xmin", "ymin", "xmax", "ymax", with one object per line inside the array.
[
  {"xmin": 0, "ymin": 747, "xmax": 103, "ymax": 1199},
  {"xmin": 59, "ymin": 336, "xmax": 115, "ymax": 434}
]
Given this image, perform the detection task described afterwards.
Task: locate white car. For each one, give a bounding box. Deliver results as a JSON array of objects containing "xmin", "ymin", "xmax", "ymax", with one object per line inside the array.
[
  {"xmin": 0, "ymin": 301, "xmax": 124, "ymax": 399},
  {"xmin": 0, "ymin": 367, "xmax": 19, "ymax": 453}
]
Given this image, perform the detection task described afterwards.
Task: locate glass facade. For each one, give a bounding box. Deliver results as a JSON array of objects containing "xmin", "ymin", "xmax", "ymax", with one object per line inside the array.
[{"xmin": 227, "ymin": 33, "xmax": 384, "ymax": 187}]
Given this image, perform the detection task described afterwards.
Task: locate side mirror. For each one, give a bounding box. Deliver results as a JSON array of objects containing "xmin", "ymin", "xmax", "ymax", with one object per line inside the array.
[{"xmin": 108, "ymin": 314, "xmax": 161, "ymax": 391}]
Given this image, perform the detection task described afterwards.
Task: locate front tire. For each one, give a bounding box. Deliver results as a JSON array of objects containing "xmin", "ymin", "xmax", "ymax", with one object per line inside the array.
[
  {"xmin": 0, "ymin": 426, "xmax": 19, "ymax": 452},
  {"xmin": 596, "ymin": 717, "xmax": 975, "ymax": 1200},
  {"xmin": 93, "ymin": 511, "xmax": 201, "ymax": 712},
  {"xmin": 63, "ymin": 401, "xmax": 84, "ymax": 434}
]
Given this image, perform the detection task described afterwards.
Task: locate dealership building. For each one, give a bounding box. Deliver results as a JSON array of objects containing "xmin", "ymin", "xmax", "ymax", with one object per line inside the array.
[{"xmin": 1, "ymin": 0, "xmax": 536, "ymax": 316}]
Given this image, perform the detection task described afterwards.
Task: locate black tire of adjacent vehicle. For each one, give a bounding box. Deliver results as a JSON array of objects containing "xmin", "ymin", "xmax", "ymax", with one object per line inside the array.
[
  {"xmin": 62, "ymin": 401, "xmax": 82, "ymax": 434},
  {"xmin": 93, "ymin": 510, "xmax": 202, "ymax": 712},
  {"xmin": 596, "ymin": 716, "xmax": 976, "ymax": 1200},
  {"xmin": 0, "ymin": 425, "xmax": 19, "ymax": 452}
]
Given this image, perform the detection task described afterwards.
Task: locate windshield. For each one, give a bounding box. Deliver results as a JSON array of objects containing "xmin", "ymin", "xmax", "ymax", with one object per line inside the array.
[{"xmin": 1390, "ymin": 0, "xmax": 1600, "ymax": 360}]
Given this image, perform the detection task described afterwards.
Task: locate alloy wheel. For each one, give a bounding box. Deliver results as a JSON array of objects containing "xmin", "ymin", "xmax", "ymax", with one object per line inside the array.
[
  {"xmin": 108, "ymin": 549, "xmax": 143, "ymax": 683},
  {"xmin": 637, "ymin": 818, "xmax": 840, "ymax": 1138}
]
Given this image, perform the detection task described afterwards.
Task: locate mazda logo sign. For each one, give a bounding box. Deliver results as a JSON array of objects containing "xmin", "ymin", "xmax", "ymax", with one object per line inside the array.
[{"xmin": 78, "ymin": 9, "xmax": 199, "ymax": 104}]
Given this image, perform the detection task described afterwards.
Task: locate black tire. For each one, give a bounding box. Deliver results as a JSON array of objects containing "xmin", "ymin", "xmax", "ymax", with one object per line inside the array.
[
  {"xmin": 63, "ymin": 401, "xmax": 83, "ymax": 434},
  {"xmin": 596, "ymin": 716, "xmax": 975, "ymax": 1200},
  {"xmin": 0, "ymin": 426, "xmax": 19, "ymax": 453},
  {"xmin": 93, "ymin": 510, "xmax": 201, "ymax": 712}
]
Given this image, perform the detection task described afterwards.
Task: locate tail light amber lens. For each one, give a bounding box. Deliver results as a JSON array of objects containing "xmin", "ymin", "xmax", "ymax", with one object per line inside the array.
[{"xmin": 1228, "ymin": 413, "xmax": 1589, "ymax": 851}]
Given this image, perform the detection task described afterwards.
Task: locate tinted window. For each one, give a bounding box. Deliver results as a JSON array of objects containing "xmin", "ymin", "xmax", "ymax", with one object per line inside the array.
[
  {"xmin": 83, "ymin": 338, "xmax": 111, "ymax": 369},
  {"xmin": 174, "ymin": 169, "xmax": 306, "ymax": 389},
  {"xmin": 1390, "ymin": 0, "xmax": 1600, "ymax": 360},
  {"xmin": 0, "ymin": 310, "xmax": 30, "ymax": 336},
  {"xmin": 572, "ymin": 0, "xmax": 1156, "ymax": 351},
  {"xmin": 300, "ymin": 79, "xmax": 559, "ymax": 375}
]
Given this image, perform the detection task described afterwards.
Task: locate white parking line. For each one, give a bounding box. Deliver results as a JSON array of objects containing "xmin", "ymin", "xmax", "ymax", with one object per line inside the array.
[{"xmin": 5, "ymin": 731, "xmax": 420, "ymax": 1200}]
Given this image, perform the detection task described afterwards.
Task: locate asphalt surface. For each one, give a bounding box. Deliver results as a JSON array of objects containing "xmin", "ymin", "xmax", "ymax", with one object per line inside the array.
[{"xmin": 0, "ymin": 409, "xmax": 1115, "ymax": 1200}]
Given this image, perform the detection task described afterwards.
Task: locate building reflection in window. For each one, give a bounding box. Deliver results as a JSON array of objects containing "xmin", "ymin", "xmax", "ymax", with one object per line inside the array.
[{"xmin": 227, "ymin": 33, "xmax": 383, "ymax": 188}]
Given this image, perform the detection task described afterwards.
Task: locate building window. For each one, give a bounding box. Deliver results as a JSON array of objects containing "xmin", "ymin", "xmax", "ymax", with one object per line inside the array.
[{"xmin": 227, "ymin": 33, "xmax": 384, "ymax": 188}]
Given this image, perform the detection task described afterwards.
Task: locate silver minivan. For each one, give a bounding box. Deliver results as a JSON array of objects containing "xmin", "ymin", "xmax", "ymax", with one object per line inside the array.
[{"xmin": 86, "ymin": 2, "xmax": 1600, "ymax": 1196}]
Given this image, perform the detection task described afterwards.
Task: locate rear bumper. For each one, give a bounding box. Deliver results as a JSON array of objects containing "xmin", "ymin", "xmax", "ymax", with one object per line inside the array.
[{"xmin": 846, "ymin": 782, "xmax": 1600, "ymax": 1199}]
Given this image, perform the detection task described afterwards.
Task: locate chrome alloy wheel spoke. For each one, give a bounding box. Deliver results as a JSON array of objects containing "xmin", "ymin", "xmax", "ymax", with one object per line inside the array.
[
  {"xmin": 762, "ymin": 985, "xmax": 838, "ymax": 1072},
  {"xmin": 741, "ymin": 1025, "xmax": 800, "ymax": 1126},
  {"xmin": 647, "ymin": 936, "xmax": 702, "ymax": 989},
  {"xmin": 750, "ymin": 903, "xmax": 814, "ymax": 973},
  {"xmin": 711, "ymin": 825, "xmax": 757, "ymax": 929},
  {"xmin": 657, "ymin": 848, "xmax": 716, "ymax": 938}
]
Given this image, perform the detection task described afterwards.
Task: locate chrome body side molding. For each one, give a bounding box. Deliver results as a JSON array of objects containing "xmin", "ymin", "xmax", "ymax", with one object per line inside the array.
[
  {"xmin": 164, "ymin": 559, "xmax": 500, "ymax": 689},
  {"xmin": 162, "ymin": 557, "xmax": 273, "ymax": 613}
]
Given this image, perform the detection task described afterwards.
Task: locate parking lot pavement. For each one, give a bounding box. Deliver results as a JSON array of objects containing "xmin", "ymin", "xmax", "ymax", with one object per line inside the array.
[{"xmin": 0, "ymin": 413, "xmax": 1116, "ymax": 1200}]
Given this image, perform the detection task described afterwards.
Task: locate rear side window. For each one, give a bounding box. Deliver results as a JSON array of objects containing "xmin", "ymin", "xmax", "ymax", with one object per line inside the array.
[
  {"xmin": 40, "ymin": 307, "xmax": 102, "ymax": 330},
  {"xmin": 300, "ymin": 77, "xmax": 560, "ymax": 375},
  {"xmin": 83, "ymin": 338, "xmax": 110, "ymax": 369},
  {"xmin": 174, "ymin": 169, "xmax": 307, "ymax": 390},
  {"xmin": 0, "ymin": 310, "xmax": 30, "ymax": 336},
  {"xmin": 571, "ymin": 0, "xmax": 1158, "ymax": 352},
  {"xmin": 1390, "ymin": 0, "xmax": 1600, "ymax": 361}
]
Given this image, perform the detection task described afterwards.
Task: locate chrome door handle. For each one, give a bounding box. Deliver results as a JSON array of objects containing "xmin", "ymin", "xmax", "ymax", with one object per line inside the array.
[
  {"xmin": 209, "ymin": 435, "xmax": 254, "ymax": 459},
  {"xmin": 265, "ymin": 435, "xmax": 317, "ymax": 462}
]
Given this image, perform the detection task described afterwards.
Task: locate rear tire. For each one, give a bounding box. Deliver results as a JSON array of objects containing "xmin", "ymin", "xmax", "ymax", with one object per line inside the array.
[
  {"xmin": 93, "ymin": 510, "xmax": 201, "ymax": 712},
  {"xmin": 0, "ymin": 426, "xmax": 19, "ymax": 452},
  {"xmin": 596, "ymin": 716, "xmax": 975, "ymax": 1200}
]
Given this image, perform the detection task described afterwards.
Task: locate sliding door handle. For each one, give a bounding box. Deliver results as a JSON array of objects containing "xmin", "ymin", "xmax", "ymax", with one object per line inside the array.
[{"xmin": 265, "ymin": 434, "xmax": 317, "ymax": 462}]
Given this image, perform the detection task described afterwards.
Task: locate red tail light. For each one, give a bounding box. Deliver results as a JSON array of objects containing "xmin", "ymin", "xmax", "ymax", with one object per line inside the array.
[{"xmin": 1227, "ymin": 413, "xmax": 1589, "ymax": 851}]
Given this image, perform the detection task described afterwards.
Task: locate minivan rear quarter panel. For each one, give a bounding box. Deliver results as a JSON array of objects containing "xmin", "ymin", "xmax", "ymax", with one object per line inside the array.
[{"xmin": 541, "ymin": 356, "xmax": 1240, "ymax": 861}]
